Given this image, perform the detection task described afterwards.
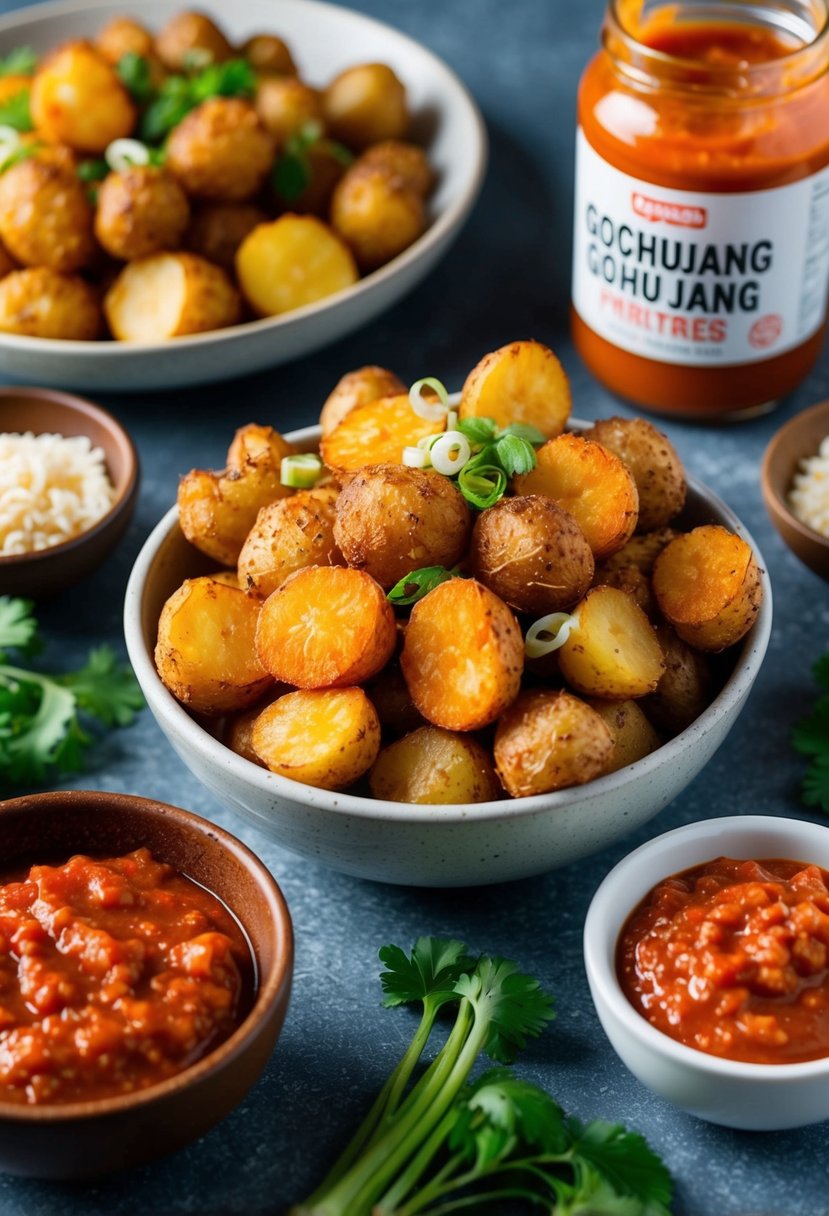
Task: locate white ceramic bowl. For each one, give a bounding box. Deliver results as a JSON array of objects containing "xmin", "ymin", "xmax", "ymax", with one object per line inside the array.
[
  {"xmin": 0, "ymin": 0, "xmax": 486, "ymax": 392},
  {"xmin": 584, "ymin": 815, "xmax": 829, "ymax": 1131},
  {"xmin": 124, "ymin": 418, "xmax": 772, "ymax": 887}
]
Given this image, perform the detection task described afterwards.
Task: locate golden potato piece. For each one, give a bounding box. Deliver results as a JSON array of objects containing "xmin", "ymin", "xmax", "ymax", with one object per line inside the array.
[
  {"xmin": 155, "ymin": 576, "xmax": 272, "ymax": 716},
  {"xmin": 0, "ymin": 159, "xmax": 95, "ymax": 273},
  {"xmin": 321, "ymin": 393, "xmax": 442, "ymax": 472},
  {"xmin": 236, "ymin": 214, "xmax": 358, "ymax": 316},
  {"xmin": 333, "ymin": 464, "xmax": 470, "ymax": 590},
  {"xmin": 652, "ymin": 525, "xmax": 764, "ymax": 652},
  {"xmin": 330, "ymin": 164, "xmax": 425, "ymax": 271},
  {"xmin": 238, "ymin": 485, "xmax": 342, "ymax": 599},
  {"xmin": 30, "ymin": 41, "xmax": 136, "ymax": 154},
  {"xmin": 242, "ymin": 33, "xmax": 297, "ymax": 77},
  {"xmin": 166, "ymin": 98, "xmax": 275, "ymax": 202},
  {"xmin": 251, "ymin": 687, "xmax": 381, "ymax": 790},
  {"xmin": 596, "ymin": 528, "xmax": 679, "ymax": 578},
  {"xmin": 255, "ymin": 566, "xmax": 396, "ymax": 688},
  {"xmin": 370, "ymin": 727, "xmax": 501, "ymax": 804},
  {"xmin": 95, "ymin": 167, "xmax": 191, "ymax": 261},
  {"xmin": 558, "ymin": 585, "xmax": 664, "ymax": 698},
  {"xmin": 0, "ymin": 268, "xmax": 101, "ymax": 339},
  {"xmin": 471, "ymin": 494, "xmax": 594, "ymax": 615},
  {"xmin": 95, "ymin": 16, "xmax": 154, "ymax": 63},
  {"xmin": 223, "ymin": 695, "xmax": 287, "ymax": 766},
  {"xmin": 588, "ymin": 699, "xmax": 661, "ymax": 774},
  {"xmin": 255, "ymin": 76, "xmax": 323, "ymax": 144},
  {"xmin": 320, "ymin": 366, "xmax": 406, "ymax": 437},
  {"xmin": 154, "ymin": 11, "xmax": 233, "ymax": 72},
  {"xmin": 208, "ymin": 568, "xmax": 241, "ymax": 588},
  {"xmin": 515, "ymin": 433, "xmax": 639, "ymax": 561},
  {"xmin": 592, "ymin": 562, "xmax": 657, "ymax": 618},
  {"xmin": 401, "ymin": 578, "xmax": 524, "ymax": 731},
  {"xmin": 643, "ymin": 623, "xmax": 713, "ymax": 735},
  {"xmin": 459, "ymin": 340, "xmax": 571, "ymax": 440},
  {"xmin": 323, "ymin": 63, "xmax": 408, "ymax": 150},
  {"xmin": 185, "ymin": 202, "xmax": 269, "ymax": 274},
  {"xmin": 104, "ymin": 252, "xmax": 241, "ymax": 341},
  {"xmin": 366, "ymin": 662, "xmax": 424, "ymax": 736},
  {"xmin": 358, "ymin": 140, "xmax": 434, "ymax": 196},
  {"xmin": 494, "ymin": 690, "xmax": 614, "ymax": 797},
  {"xmin": 583, "ymin": 417, "xmax": 686, "ymax": 532}
]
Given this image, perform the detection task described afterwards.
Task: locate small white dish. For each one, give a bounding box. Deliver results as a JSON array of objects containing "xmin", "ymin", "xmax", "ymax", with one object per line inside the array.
[{"xmin": 584, "ymin": 815, "xmax": 829, "ymax": 1131}]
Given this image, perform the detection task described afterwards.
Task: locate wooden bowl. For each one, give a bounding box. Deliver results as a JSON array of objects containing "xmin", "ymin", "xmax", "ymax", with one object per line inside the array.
[
  {"xmin": 0, "ymin": 790, "xmax": 293, "ymax": 1179},
  {"xmin": 762, "ymin": 399, "xmax": 829, "ymax": 581},
  {"xmin": 0, "ymin": 387, "xmax": 139, "ymax": 598}
]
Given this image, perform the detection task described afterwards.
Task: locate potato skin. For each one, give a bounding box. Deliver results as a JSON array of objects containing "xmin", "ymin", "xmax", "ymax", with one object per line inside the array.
[
  {"xmin": 104, "ymin": 252, "xmax": 241, "ymax": 341},
  {"xmin": 242, "ymin": 34, "xmax": 297, "ymax": 77},
  {"xmin": 331, "ymin": 164, "xmax": 425, "ymax": 270},
  {"xmin": 94, "ymin": 166, "xmax": 191, "ymax": 261},
  {"xmin": 584, "ymin": 417, "xmax": 686, "ymax": 532},
  {"xmin": 30, "ymin": 41, "xmax": 136, "ymax": 154},
  {"xmin": 370, "ymin": 726, "xmax": 502, "ymax": 804},
  {"xmin": 185, "ymin": 203, "xmax": 269, "ymax": 273},
  {"xmin": 251, "ymin": 687, "xmax": 381, "ymax": 790},
  {"xmin": 0, "ymin": 159, "xmax": 95, "ymax": 273},
  {"xmin": 0, "ymin": 268, "xmax": 101, "ymax": 339},
  {"xmin": 154, "ymin": 11, "xmax": 233, "ymax": 72},
  {"xmin": 255, "ymin": 76, "xmax": 323, "ymax": 144},
  {"xmin": 323, "ymin": 63, "xmax": 408, "ymax": 150},
  {"xmin": 588, "ymin": 698, "xmax": 661, "ymax": 773},
  {"xmin": 358, "ymin": 141, "xmax": 434, "ymax": 196},
  {"xmin": 320, "ymin": 366, "xmax": 406, "ymax": 437},
  {"xmin": 95, "ymin": 16, "xmax": 154, "ymax": 63},
  {"xmin": 166, "ymin": 98, "xmax": 275, "ymax": 202},
  {"xmin": 643, "ymin": 623, "xmax": 712, "ymax": 735},
  {"xmin": 238, "ymin": 485, "xmax": 342, "ymax": 599},
  {"xmin": 333, "ymin": 464, "xmax": 471, "ymax": 590},
  {"xmin": 494, "ymin": 689, "xmax": 614, "ymax": 797},
  {"xmin": 471, "ymin": 494, "xmax": 594, "ymax": 615}
]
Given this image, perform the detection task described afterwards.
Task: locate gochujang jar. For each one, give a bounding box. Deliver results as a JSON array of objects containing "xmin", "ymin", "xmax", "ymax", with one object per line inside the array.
[{"xmin": 572, "ymin": 0, "xmax": 829, "ymax": 419}]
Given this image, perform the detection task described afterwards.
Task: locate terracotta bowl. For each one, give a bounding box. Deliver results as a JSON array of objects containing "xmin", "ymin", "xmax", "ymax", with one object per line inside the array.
[
  {"xmin": 0, "ymin": 790, "xmax": 293, "ymax": 1179},
  {"xmin": 762, "ymin": 399, "xmax": 829, "ymax": 581},
  {"xmin": 0, "ymin": 387, "xmax": 139, "ymax": 598}
]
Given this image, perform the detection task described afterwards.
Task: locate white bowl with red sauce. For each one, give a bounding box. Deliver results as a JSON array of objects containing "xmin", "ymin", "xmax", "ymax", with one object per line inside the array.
[{"xmin": 584, "ymin": 815, "xmax": 829, "ymax": 1131}]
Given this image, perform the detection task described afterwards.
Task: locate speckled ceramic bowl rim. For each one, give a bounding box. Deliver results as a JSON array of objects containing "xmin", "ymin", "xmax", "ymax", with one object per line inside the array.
[
  {"xmin": 124, "ymin": 417, "xmax": 773, "ymax": 823},
  {"xmin": 584, "ymin": 814, "xmax": 829, "ymax": 1081},
  {"xmin": 0, "ymin": 790, "xmax": 293, "ymax": 1122},
  {"xmin": 0, "ymin": 0, "xmax": 487, "ymax": 359},
  {"xmin": 0, "ymin": 387, "xmax": 139, "ymax": 570},
  {"xmin": 761, "ymin": 398, "xmax": 829, "ymax": 548}
]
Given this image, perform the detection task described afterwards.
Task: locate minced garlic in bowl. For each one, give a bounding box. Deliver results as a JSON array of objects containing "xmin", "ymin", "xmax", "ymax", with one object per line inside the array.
[
  {"xmin": 0, "ymin": 431, "xmax": 116, "ymax": 556},
  {"xmin": 788, "ymin": 436, "xmax": 829, "ymax": 539}
]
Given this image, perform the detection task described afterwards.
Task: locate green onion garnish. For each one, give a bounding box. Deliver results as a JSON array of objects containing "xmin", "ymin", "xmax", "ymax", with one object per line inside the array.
[{"xmin": 280, "ymin": 453, "xmax": 323, "ymax": 489}]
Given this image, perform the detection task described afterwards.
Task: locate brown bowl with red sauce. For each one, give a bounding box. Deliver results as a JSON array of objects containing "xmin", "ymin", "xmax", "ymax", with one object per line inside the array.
[{"xmin": 0, "ymin": 789, "xmax": 293, "ymax": 1179}]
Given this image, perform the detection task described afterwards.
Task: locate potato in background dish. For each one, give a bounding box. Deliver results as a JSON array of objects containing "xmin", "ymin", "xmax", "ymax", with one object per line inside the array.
[
  {"xmin": 0, "ymin": 268, "xmax": 101, "ymax": 339},
  {"xmin": 255, "ymin": 76, "xmax": 323, "ymax": 145},
  {"xmin": 95, "ymin": 167, "xmax": 191, "ymax": 261},
  {"xmin": 330, "ymin": 164, "xmax": 425, "ymax": 271},
  {"xmin": 154, "ymin": 10, "xmax": 233, "ymax": 72},
  {"xmin": 236, "ymin": 214, "xmax": 357, "ymax": 316},
  {"xmin": 241, "ymin": 33, "xmax": 297, "ymax": 77},
  {"xmin": 185, "ymin": 203, "xmax": 269, "ymax": 274},
  {"xmin": 370, "ymin": 726, "xmax": 502, "ymax": 804},
  {"xmin": 104, "ymin": 252, "xmax": 241, "ymax": 342},
  {"xmin": 166, "ymin": 98, "xmax": 275, "ymax": 202},
  {"xmin": 494, "ymin": 689, "xmax": 614, "ymax": 796},
  {"xmin": 323, "ymin": 63, "xmax": 408, "ymax": 150},
  {"xmin": 30, "ymin": 41, "xmax": 136, "ymax": 154},
  {"xmin": 0, "ymin": 159, "xmax": 95, "ymax": 273}
]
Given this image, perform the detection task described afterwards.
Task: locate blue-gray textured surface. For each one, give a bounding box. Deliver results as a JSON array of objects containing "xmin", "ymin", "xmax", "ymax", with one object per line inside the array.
[{"xmin": 0, "ymin": 0, "xmax": 827, "ymax": 1213}]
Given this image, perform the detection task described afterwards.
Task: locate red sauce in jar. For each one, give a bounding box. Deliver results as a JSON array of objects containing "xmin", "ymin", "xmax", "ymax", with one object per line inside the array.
[
  {"xmin": 618, "ymin": 857, "xmax": 829, "ymax": 1064},
  {"xmin": 0, "ymin": 848, "xmax": 253, "ymax": 1104}
]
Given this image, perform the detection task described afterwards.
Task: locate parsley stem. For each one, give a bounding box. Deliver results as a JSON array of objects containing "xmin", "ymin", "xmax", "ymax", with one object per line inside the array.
[
  {"xmin": 374, "ymin": 1111, "xmax": 459, "ymax": 1214},
  {"xmin": 412, "ymin": 1186, "xmax": 552, "ymax": 1215}
]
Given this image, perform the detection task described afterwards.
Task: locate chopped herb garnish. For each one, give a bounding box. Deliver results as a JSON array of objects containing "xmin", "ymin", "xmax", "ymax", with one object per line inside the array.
[
  {"xmin": 116, "ymin": 51, "xmax": 156, "ymax": 105},
  {"xmin": 0, "ymin": 46, "xmax": 37, "ymax": 77},
  {"xmin": 0, "ymin": 87, "xmax": 33, "ymax": 132},
  {"xmin": 76, "ymin": 158, "xmax": 109, "ymax": 183},
  {"xmin": 138, "ymin": 58, "xmax": 256, "ymax": 144},
  {"xmin": 387, "ymin": 564, "xmax": 460, "ymax": 606}
]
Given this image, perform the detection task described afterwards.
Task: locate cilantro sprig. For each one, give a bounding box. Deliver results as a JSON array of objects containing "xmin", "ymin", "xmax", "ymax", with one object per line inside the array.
[
  {"xmin": 792, "ymin": 653, "xmax": 829, "ymax": 813},
  {"xmin": 292, "ymin": 937, "xmax": 672, "ymax": 1216},
  {"xmin": 0, "ymin": 87, "xmax": 33, "ymax": 132},
  {"xmin": 133, "ymin": 54, "xmax": 257, "ymax": 143},
  {"xmin": 272, "ymin": 120, "xmax": 353, "ymax": 204},
  {"xmin": 0, "ymin": 45, "xmax": 37, "ymax": 77},
  {"xmin": 0, "ymin": 597, "xmax": 144, "ymax": 788}
]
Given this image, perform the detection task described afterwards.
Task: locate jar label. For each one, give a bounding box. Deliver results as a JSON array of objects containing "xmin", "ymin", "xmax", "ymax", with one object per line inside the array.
[{"xmin": 572, "ymin": 129, "xmax": 829, "ymax": 367}]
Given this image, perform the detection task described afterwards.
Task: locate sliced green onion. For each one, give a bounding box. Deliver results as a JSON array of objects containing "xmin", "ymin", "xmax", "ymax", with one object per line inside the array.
[
  {"xmin": 446, "ymin": 408, "xmax": 458, "ymax": 430},
  {"xmin": 403, "ymin": 445, "xmax": 429, "ymax": 468},
  {"xmin": 430, "ymin": 431, "xmax": 471, "ymax": 476},
  {"xmin": 457, "ymin": 462, "xmax": 507, "ymax": 510},
  {"xmin": 0, "ymin": 125, "xmax": 21, "ymax": 171},
  {"xmin": 105, "ymin": 138, "xmax": 151, "ymax": 173},
  {"xmin": 409, "ymin": 376, "xmax": 450, "ymax": 422},
  {"xmin": 524, "ymin": 612, "xmax": 578, "ymax": 659},
  {"xmin": 280, "ymin": 453, "xmax": 323, "ymax": 488}
]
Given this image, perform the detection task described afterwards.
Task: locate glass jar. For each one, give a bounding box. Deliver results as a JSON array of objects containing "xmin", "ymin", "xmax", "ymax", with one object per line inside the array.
[{"xmin": 571, "ymin": 0, "xmax": 829, "ymax": 420}]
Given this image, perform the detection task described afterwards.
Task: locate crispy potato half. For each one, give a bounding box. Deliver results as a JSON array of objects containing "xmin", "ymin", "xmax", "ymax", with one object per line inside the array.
[
  {"xmin": 155, "ymin": 577, "xmax": 272, "ymax": 716},
  {"xmin": 643, "ymin": 622, "xmax": 713, "ymax": 735},
  {"xmin": 494, "ymin": 689, "xmax": 614, "ymax": 797},
  {"xmin": 251, "ymin": 687, "xmax": 381, "ymax": 790},
  {"xmin": 558, "ymin": 585, "xmax": 664, "ymax": 699},
  {"xmin": 256, "ymin": 565, "xmax": 396, "ymax": 688},
  {"xmin": 238, "ymin": 485, "xmax": 342, "ymax": 599},
  {"xmin": 370, "ymin": 726, "xmax": 501, "ymax": 804},
  {"xmin": 320, "ymin": 366, "xmax": 406, "ymax": 437},
  {"xmin": 515, "ymin": 433, "xmax": 638, "ymax": 560},
  {"xmin": 588, "ymin": 699, "xmax": 661, "ymax": 774},
  {"xmin": 652, "ymin": 525, "xmax": 763, "ymax": 652},
  {"xmin": 584, "ymin": 417, "xmax": 686, "ymax": 533},
  {"xmin": 104, "ymin": 252, "xmax": 241, "ymax": 342},
  {"xmin": 401, "ymin": 578, "xmax": 523, "ymax": 731},
  {"xmin": 321, "ymin": 393, "xmax": 443, "ymax": 472},
  {"xmin": 459, "ymin": 340, "xmax": 571, "ymax": 439},
  {"xmin": 236, "ymin": 215, "xmax": 358, "ymax": 317}
]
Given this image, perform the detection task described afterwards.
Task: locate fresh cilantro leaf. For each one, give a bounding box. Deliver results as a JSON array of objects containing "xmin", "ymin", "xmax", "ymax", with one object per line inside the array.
[
  {"xmin": 379, "ymin": 937, "xmax": 475, "ymax": 1009},
  {"xmin": 273, "ymin": 151, "xmax": 311, "ymax": 202},
  {"xmin": 0, "ymin": 87, "xmax": 33, "ymax": 132},
  {"xmin": 498, "ymin": 421, "xmax": 547, "ymax": 446},
  {"xmin": 0, "ymin": 596, "xmax": 39, "ymax": 658},
  {"xmin": 802, "ymin": 753, "xmax": 829, "ymax": 814},
  {"xmin": 495, "ymin": 433, "xmax": 537, "ymax": 478},
  {"xmin": 455, "ymin": 955, "xmax": 555, "ymax": 1064},
  {"xmin": 449, "ymin": 1070, "xmax": 569, "ymax": 1163},
  {"xmin": 571, "ymin": 1120, "xmax": 674, "ymax": 1215},
  {"xmin": 139, "ymin": 77, "xmax": 194, "ymax": 143},
  {"xmin": 387, "ymin": 564, "xmax": 459, "ymax": 606},
  {"xmin": 792, "ymin": 700, "xmax": 829, "ymax": 757},
  {"xmin": 561, "ymin": 1164, "xmax": 652, "ymax": 1216},
  {"xmin": 191, "ymin": 58, "xmax": 256, "ymax": 102},
  {"xmin": 457, "ymin": 416, "xmax": 497, "ymax": 445},
  {"xmin": 116, "ymin": 51, "xmax": 156, "ymax": 105},
  {"xmin": 59, "ymin": 646, "xmax": 145, "ymax": 728},
  {"xmin": 0, "ymin": 46, "xmax": 37, "ymax": 76},
  {"xmin": 0, "ymin": 676, "xmax": 77, "ymax": 784},
  {"xmin": 77, "ymin": 158, "xmax": 109, "ymax": 183}
]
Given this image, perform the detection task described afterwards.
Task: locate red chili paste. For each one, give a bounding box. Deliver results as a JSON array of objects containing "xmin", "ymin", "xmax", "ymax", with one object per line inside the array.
[
  {"xmin": 618, "ymin": 857, "xmax": 829, "ymax": 1064},
  {"xmin": 0, "ymin": 848, "xmax": 251, "ymax": 1104}
]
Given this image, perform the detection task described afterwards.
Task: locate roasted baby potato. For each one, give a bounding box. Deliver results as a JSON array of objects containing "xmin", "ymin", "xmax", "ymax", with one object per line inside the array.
[
  {"xmin": 0, "ymin": 159, "xmax": 95, "ymax": 273},
  {"xmin": 166, "ymin": 98, "xmax": 275, "ymax": 202},
  {"xmin": 358, "ymin": 140, "xmax": 434, "ymax": 196},
  {"xmin": 273, "ymin": 139, "xmax": 348, "ymax": 216},
  {"xmin": 584, "ymin": 417, "xmax": 686, "ymax": 532},
  {"xmin": 185, "ymin": 202, "xmax": 269, "ymax": 274},
  {"xmin": 366, "ymin": 662, "xmax": 424, "ymax": 737},
  {"xmin": 587, "ymin": 698, "xmax": 661, "ymax": 773},
  {"xmin": 238, "ymin": 485, "xmax": 342, "ymax": 599},
  {"xmin": 104, "ymin": 252, "xmax": 241, "ymax": 341},
  {"xmin": 460, "ymin": 340, "xmax": 571, "ymax": 440},
  {"xmin": 592, "ymin": 562, "xmax": 656, "ymax": 618},
  {"xmin": 643, "ymin": 623, "xmax": 713, "ymax": 735},
  {"xmin": 558, "ymin": 585, "xmax": 664, "ymax": 699},
  {"xmin": 330, "ymin": 164, "xmax": 425, "ymax": 271},
  {"xmin": 369, "ymin": 726, "xmax": 502, "ymax": 804},
  {"xmin": 333, "ymin": 464, "xmax": 471, "ymax": 590},
  {"xmin": 95, "ymin": 15, "xmax": 155, "ymax": 63},
  {"xmin": 321, "ymin": 393, "xmax": 442, "ymax": 472},
  {"xmin": 155, "ymin": 576, "xmax": 272, "ymax": 715},
  {"xmin": 320, "ymin": 365, "xmax": 406, "ymax": 437},
  {"xmin": 322, "ymin": 63, "xmax": 408, "ymax": 150},
  {"xmin": 94, "ymin": 166, "xmax": 191, "ymax": 261},
  {"xmin": 401, "ymin": 578, "xmax": 523, "ymax": 731},
  {"xmin": 494, "ymin": 690, "xmax": 614, "ymax": 797},
  {"xmin": 255, "ymin": 565, "xmax": 396, "ymax": 688},
  {"xmin": 652, "ymin": 525, "xmax": 763, "ymax": 652},
  {"xmin": 255, "ymin": 76, "xmax": 323, "ymax": 144},
  {"xmin": 236, "ymin": 214, "xmax": 358, "ymax": 316},
  {"xmin": 0, "ymin": 239, "xmax": 15, "ymax": 281},
  {"xmin": 0, "ymin": 268, "xmax": 101, "ymax": 339},
  {"xmin": 241, "ymin": 33, "xmax": 297, "ymax": 76},
  {"xmin": 251, "ymin": 687, "xmax": 381, "ymax": 790},
  {"xmin": 154, "ymin": 11, "xmax": 233, "ymax": 71},
  {"xmin": 596, "ymin": 527, "xmax": 679, "ymax": 578},
  {"xmin": 223, "ymin": 698, "xmax": 285, "ymax": 766},
  {"xmin": 30, "ymin": 41, "xmax": 136, "ymax": 154},
  {"xmin": 470, "ymin": 494, "xmax": 594, "ymax": 615},
  {"xmin": 515, "ymin": 433, "xmax": 639, "ymax": 560}
]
